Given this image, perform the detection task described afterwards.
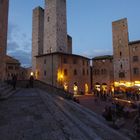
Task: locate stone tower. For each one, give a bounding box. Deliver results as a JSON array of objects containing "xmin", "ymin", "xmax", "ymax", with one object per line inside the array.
[
  {"xmin": 112, "ymin": 18, "xmax": 131, "ymax": 82},
  {"xmin": 43, "ymin": 0, "xmax": 67, "ymax": 54},
  {"xmin": 0, "ymin": 0, "xmax": 9, "ymax": 80},
  {"xmin": 32, "ymin": 7, "xmax": 44, "ymax": 73}
]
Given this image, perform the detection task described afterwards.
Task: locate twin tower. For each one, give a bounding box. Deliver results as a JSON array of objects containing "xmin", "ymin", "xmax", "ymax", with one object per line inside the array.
[{"xmin": 32, "ymin": 0, "xmax": 72, "ymax": 71}]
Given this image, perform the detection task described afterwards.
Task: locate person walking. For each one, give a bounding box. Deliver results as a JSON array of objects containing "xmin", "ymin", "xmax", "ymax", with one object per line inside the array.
[
  {"xmin": 29, "ymin": 75, "xmax": 34, "ymax": 88},
  {"xmin": 12, "ymin": 74, "xmax": 17, "ymax": 90}
]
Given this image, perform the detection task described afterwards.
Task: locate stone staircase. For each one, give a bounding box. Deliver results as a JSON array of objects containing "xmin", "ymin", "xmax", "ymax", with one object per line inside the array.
[
  {"xmin": 0, "ymin": 82, "xmax": 19, "ymax": 100},
  {"xmin": 38, "ymin": 89, "xmax": 131, "ymax": 140}
]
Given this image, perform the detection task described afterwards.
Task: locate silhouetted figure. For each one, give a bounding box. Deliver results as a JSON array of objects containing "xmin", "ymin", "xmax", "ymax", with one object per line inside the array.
[
  {"xmin": 12, "ymin": 74, "xmax": 17, "ymax": 90},
  {"xmin": 29, "ymin": 76, "xmax": 34, "ymax": 88}
]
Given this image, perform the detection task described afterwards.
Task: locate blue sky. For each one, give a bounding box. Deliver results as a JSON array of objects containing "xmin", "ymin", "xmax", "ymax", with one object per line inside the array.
[{"xmin": 8, "ymin": 0, "xmax": 140, "ymax": 67}]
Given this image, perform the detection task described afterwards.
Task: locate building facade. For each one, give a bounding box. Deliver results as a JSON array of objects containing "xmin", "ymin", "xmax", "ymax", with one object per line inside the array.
[
  {"xmin": 32, "ymin": 0, "xmax": 91, "ymax": 95},
  {"xmin": 92, "ymin": 55, "xmax": 114, "ymax": 93},
  {"xmin": 5, "ymin": 55, "xmax": 28, "ymax": 80},
  {"xmin": 0, "ymin": 0, "xmax": 9, "ymax": 80},
  {"xmin": 36, "ymin": 53, "xmax": 91, "ymax": 94}
]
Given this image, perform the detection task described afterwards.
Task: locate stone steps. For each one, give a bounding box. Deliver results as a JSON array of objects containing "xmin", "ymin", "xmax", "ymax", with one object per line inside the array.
[
  {"xmin": 0, "ymin": 82, "xmax": 20, "ymax": 100},
  {"xmin": 38, "ymin": 89, "xmax": 130, "ymax": 140}
]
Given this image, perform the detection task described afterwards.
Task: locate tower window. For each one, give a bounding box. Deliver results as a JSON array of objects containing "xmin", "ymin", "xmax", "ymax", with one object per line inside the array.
[
  {"xmin": 48, "ymin": 16, "xmax": 50, "ymax": 22},
  {"xmin": 120, "ymin": 51, "xmax": 122, "ymax": 57},
  {"xmin": 44, "ymin": 70, "xmax": 46, "ymax": 76},
  {"xmin": 120, "ymin": 64, "xmax": 123, "ymax": 69}
]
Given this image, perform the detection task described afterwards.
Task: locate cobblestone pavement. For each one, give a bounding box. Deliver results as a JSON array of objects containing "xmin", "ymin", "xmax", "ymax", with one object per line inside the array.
[{"xmin": 0, "ymin": 88, "xmax": 130, "ymax": 140}]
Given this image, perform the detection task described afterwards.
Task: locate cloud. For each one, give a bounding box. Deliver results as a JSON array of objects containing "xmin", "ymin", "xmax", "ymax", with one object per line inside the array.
[
  {"xmin": 7, "ymin": 22, "xmax": 31, "ymax": 67},
  {"xmin": 81, "ymin": 48, "xmax": 113, "ymax": 59}
]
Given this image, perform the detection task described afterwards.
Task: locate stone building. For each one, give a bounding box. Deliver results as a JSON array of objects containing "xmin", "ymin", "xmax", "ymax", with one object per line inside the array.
[
  {"xmin": 0, "ymin": 0, "xmax": 9, "ymax": 81},
  {"xmin": 113, "ymin": 18, "xmax": 140, "ymax": 87},
  {"xmin": 129, "ymin": 41, "xmax": 140, "ymax": 83},
  {"xmin": 36, "ymin": 52, "xmax": 90, "ymax": 94},
  {"xmin": 92, "ymin": 55, "xmax": 114, "ymax": 93},
  {"xmin": 5, "ymin": 55, "xmax": 28, "ymax": 80},
  {"xmin": 32, "ymin": 0, "xmax": 91, "ymax": 94}
]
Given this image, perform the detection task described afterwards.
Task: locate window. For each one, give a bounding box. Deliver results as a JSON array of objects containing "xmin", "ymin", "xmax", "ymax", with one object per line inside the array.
[
  {"xmin": 8, "ymin": 66, "xmax": 13, "ymax": 70},
  {"xmin": 120, "ymin": 64, "xmax": 123, "ymax": 69},
  {"xmin": 48, "ymin": 16, "xmax": 50, "ymax": 22},
  {"xmin": 83, "ymin": 69, "xmax": 85, "ymax": 75},
  {"xmin": 101, "ymin": 69, "xmax": 107, "ymax": 75},
  {"xmin": 96, "ymin": 69, "xmax": 100, "ymax": 75},
  {"xmin": 133, "ymin": 56, "xmax": 139, "ymax": 62},
  {"xmin": 119, "ymin": 72, "xmax": 125, "ymax": 78},
  {"xmin": 83, "ymin": 60, "xmax": 85, "ymax": 65},
  {"xmin": 87, "ymin": 61, "xmax": 88, "ymax": 66},
  {"xmin": 133, "ymin": 68, "xmax": 139, "ymax": 75},
  {"xmin": 44, "ymin": 59, "xmax": 46, "ymax": 64},
  {"xmin": 63, "ymin": 58, "xmax": 67, "ymax": 64},
  {"xmin": 64, "ymin": 69, "xmax": 67, "ymax": 76},
  {"xmin": 87, "ymin": 69, "xmax": 89, "ymax": 75},
  {"xmin": 44, "ymin": 70, "xmax": 46, "ymax": 76},
  {"xmin": 74, "ymin": 69, "xmax": 77, "ymax": 75},
  {"xmin": 120, "ymin": 51, "xmax": 122, "ymax": 57},
  {"xmin": 15, "ymin": 66, "xmax": 19, "ymax": 70},
  {"xmin": 73, "ymin": 59, "xmax": 77, "ymax": 64}
]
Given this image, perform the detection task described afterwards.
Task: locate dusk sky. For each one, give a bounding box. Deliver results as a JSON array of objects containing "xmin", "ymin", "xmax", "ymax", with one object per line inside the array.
[{"xmin": 8, "ymin": 0, "xmax": 140, "ymax": 67}]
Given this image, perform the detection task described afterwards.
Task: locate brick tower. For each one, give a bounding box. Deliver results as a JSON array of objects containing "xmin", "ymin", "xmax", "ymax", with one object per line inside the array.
[
  {"xmin": 112, "ymin": 18, "xmax": 131, "ymax": 82},
  {"xmin": 0, "ymin": 0, "xmax": 9, "ymax": 80},
  {"xmin": 43, "ymin": 0, "xmax": 67, "ymax": 54}
]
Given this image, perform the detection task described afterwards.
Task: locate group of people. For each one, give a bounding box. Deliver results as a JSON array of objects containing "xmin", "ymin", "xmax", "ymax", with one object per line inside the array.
[
  {"xmin": 7, "ymin": 74, "xmax": 17, "ymax": 90},
  {"xmin": 6, "ymin": 74, "xmax": 34, "ymax": 89}
]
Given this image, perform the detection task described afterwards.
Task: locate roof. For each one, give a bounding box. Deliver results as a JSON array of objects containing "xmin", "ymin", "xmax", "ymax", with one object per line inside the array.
[
  {"xmin": 5, "ymin": 55, "xmax": 20, "ymax": 64},
  {"xmin": 36, "ymin": 52, "xmax": 90, "ymax": 60},
  {"xmin": 92, "ymin": 55, "xmax": 113, "ymax": 60},
  {"xmin": 129, "ymin": 40, "xmax": 140, "ymax": 45}
]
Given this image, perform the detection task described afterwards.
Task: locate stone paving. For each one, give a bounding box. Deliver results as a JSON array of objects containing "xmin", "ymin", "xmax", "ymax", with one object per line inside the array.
[{"xmin": 0, "ymin": 88, "xmax": 131, "ymax": 140}]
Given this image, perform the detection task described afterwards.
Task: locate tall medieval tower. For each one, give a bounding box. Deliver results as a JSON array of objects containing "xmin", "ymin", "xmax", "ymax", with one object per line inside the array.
[
  {"xmin": 0, "ymin": 0, "xmax": 9, "ymax": 80},
  {"xmin": 112, "ymin": 18, "xmax": 131, "ymax": 82},
  {"xmin": 32, "ymin": 7, "xmax": 44, "ymax": 72},
  {"xmin": 43, "ymin": 0, "xmax": 67, "ymax": 53}
]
